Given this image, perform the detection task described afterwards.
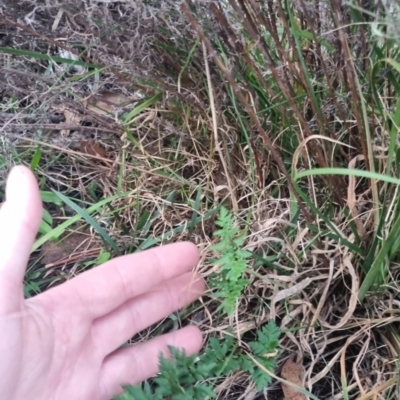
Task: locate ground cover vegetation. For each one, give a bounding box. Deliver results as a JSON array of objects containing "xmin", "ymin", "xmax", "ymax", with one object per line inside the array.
[{"xmin": 1, "ymin": 0, "xmax": 400, "ymax": 398}]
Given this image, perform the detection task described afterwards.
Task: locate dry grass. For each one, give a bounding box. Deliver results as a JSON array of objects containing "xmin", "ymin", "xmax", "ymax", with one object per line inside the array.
[{"xmin": 2, "ymin": 0, "xmax": 400, "ymax": 399}]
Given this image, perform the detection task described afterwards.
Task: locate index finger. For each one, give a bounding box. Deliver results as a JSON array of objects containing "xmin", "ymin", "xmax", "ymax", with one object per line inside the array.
[{"xmin": 39, "ymin": 242, "xmax": 200, "ymax": 319}]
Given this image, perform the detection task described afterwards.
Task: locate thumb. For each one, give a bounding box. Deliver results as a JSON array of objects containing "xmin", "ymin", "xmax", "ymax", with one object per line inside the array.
[{"xmin": 0, "ymin": 166, "xmax": 42, "ymax": 314}]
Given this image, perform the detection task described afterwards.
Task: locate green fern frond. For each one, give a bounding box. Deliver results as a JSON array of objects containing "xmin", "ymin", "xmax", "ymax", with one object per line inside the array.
[
  {"xmin": 249, "ymin": 320, "xmax": 280, "ymax": 356},
  {"xmin": 117, "ymin": 321, "xmax": 280, "ymax": 399},
  {"xmin": 211, "ymin": 207, "xmax": 251, "ymax": 315},
  {"xmin": 116, "ymin": 382, "xmax": 153, "ymax": 400},
  {"xmin": 246, "ymin": 321, "xmax": 280, "ymax": 391}
]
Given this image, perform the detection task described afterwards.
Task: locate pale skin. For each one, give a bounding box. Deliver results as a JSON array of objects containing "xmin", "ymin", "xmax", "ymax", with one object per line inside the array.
[{"xmin": 0, "ymin": 166, "xmax": 205, "ymax": 400}]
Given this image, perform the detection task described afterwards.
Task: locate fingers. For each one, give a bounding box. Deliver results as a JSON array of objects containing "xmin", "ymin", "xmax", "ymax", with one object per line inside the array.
[
  {"xmin": 0, "ymin": 166, "xmax": 42, "ymax": 314},
  {"xmin": 46, "ymin": 242, "xmax": 200, "ymax": 320},
  {"xmin": 91, "ymin": 272, "xmax": 204, "ymax": 356},
  {"xmin": 100, "ymin": 325, "xmax": 203, "ymax": 399}
]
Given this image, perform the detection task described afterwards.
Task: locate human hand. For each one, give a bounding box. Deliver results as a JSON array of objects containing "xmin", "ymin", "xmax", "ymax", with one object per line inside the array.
[{"xmin": 0, "ymin": 166, "xmax": 205, "ymax": 400}]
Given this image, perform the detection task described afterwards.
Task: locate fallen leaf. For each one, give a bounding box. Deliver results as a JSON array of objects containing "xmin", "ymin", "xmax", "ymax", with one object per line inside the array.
[
  {"xmin": 86, "ymin": 92, "xmax": 133, "ymax": 116},
  {"xmin": 97, "ymin": 92, "xmax": 133, "ymax": 106},
  {"xmin": 281, "ymin": 359, "xmax": 307, "ymax": 400},
  {"xmin": 80, "ymin": 140, "xmax": 108, "ymax": 158},
  {"xmin": 40, "ymin": 232, "xmax": 94, "ymax": 266},
  {"xmin": 270, "ymin": 278, "xmax": 312, "ymax": 319},
  {"xmin": 57, "ymin": 48, "xmax": 87, "ymax": 74},
  {"xmin": 51, "ymin": 106, "xmax": 82, "ymax": 136}
]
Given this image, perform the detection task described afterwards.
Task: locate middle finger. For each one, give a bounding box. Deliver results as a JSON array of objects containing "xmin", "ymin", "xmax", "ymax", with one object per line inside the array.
[{"xmin": 90, "ymin": 272, "xmax": 204, "ymax": 356}]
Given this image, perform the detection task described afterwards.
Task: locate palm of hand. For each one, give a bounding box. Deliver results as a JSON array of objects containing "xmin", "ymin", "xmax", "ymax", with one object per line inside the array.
[{"xmin": 0, "ymin": 167, "xmax": 204, "ymax": 400}]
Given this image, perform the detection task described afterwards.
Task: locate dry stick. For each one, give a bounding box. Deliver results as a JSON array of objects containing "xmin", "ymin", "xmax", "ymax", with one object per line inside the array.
[
  {"xmin": 2, "ymin": 67, "xmax": 56, "ymax": 84},
  {"xmin": 339, "ymin": 327, "xmax": 371, "ymax": 399},
  {"xmin": 181, "ymin": 3, "xmax": 312, "ymax": 223},
  {"xmin": 209, "ymin": 3, "xmax": 276, "ymax": 187},
  {"xmin": 248, "ymin": 0, "xmax": 346, "ymax": 203},
  {"xmin": 298, "ymin": 0, "xmax": 351, "ymax": 165},
  {"xmin": 329, "ymin": 1, "xmax": 369, "ymax": 170},
  {"xmin": 356, "ymin": 379, "xmax": 396, "ymax": 400},
  {"xmin": 202, "ymin": 41, "xmax": 238, "ymax": 211},
  {"xmin": 330, "ymin": 0, "xmax": 379, "ymax": 230},
  {"xmin": 43, "ymin": 248, "xmax": 101, "ymax": 269},
  {"xmin": 2, "ymin": 124, "xmax": 122, "ymax": 133},
  {"xmin": 209, "ymin": 3, "xmax": 282, "ymax": 107},
  {"xmin": 352, "ymin": 330, "xmax": 371, "ymax": 396},
  {"xmin": 273, "ymin": 0, "xmax": 328, "ymax": 142},
  {"xmin": 249, "ymin": 139, "xmax": 264, "ymax": 190}
]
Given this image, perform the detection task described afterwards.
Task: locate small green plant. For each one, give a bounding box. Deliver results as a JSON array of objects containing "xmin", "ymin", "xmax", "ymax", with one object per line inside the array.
[
  {"xmin": 117, "ymin": 320, "xmax": 280, "ymax": 400},
  {"xmin": 210, "ymin": 206, "xmax": 252, "ymax": 315}
]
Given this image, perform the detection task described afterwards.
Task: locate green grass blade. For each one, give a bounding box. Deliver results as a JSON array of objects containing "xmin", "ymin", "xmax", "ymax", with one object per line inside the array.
[
  {"xmin": 30, "ymin": 148, "xmax": 42, "ymax": 170},
  {"xmin": 0, "ymin": 46, "xmax": 99, "ymax": 68},
  {"xmin": 40, "ymin": 191, "xmax": 63, "ymax": 206},
  {"xmin": 295, "ymin": 168, "xmax": 400, "ymax": 185},
  {"xmin": 33, "ymin": 193, "xmax": 124, "ymax": 252},
  {"xmin": 359, "ymin": 209, "xmax": 400, "ymax": 301},
  {"xmin": 290, "ymin": 28, "xmax": 335, "ymax": 52},
  {"xmin": 53, "ymin": 190, "xmax": 121, "ymax": 256},
  {"xmin": 123, "ymin": 93, "xmax": 163, "ymax": 124}
]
